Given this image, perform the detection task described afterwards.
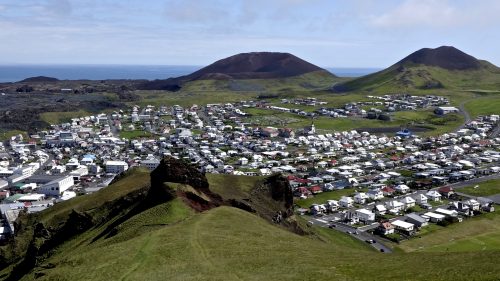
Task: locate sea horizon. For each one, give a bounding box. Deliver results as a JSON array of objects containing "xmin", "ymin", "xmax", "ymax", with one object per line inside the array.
[{"xmin": 0, "ymin": 64, "xmax": 381, "ymax": 83}]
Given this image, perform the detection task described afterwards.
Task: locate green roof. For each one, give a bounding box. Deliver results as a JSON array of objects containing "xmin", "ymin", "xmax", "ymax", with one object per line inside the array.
[{"xmin": 3, "ymin": 193, "xmax": 23, "ymax": 203}]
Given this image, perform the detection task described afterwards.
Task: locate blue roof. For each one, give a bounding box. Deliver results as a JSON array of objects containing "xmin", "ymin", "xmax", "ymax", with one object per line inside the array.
[{"xmin": 396, "ymin": 129, "xmax": 413, "ymax": 137}]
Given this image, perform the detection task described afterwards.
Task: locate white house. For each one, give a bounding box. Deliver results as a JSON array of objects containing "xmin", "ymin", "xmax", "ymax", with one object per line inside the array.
[
  {"xmin": 105, "ymin": 160, "xmax": 129, "ymax": 174},
  {"xmin": 238, "ymin": 157, "xmax": 249, "ymax": 165},
  {"xmin": 435, "ymin": 208, "xmax": 458, "ymax": 218},
  {"xmin": 400, "ymin": 196, "xmax": 416, "ymax": 209},
  {"xmin": 395, "ymin": 184, "xmax": 410, "ymax": 194},
  {"xmin": 339, "ymin": 196, "xmax": 354, "ymax": 208},
  {"xmin": 367, "ymin": 189, "xmax": 384, "ymax": 200},
  {"xmin": 385, "ymin": 200, "xmax": 405, "ymax": 214},
  {"xmin": 354, "ymin": 192, "xmax": 368, "ymax": 204},
  {"xmin": 17, "ymin": 194, "xmax": 46, "ymax": 202},
  {"xmin": 392, "ymin": 220, "xmax": 415, "ymax": 234},
  {"xmin": 463, "ymin": 199, "xmax": 480, "ymax": 211},
  {"xmin": 422, "ymin": 212, "xmax": 445, "ymax": 222},
  {"xmin": 310, "ymin": 204, "xmax": 326, "ymax": 215},
  {"xmin": 425, "ymin": 190, "xmax": 442, "ymax": 201},
  {"xmin": 355, "ymin": 208, "xmax": 375, "ymax": 222},
  {"xmin": 414, "ymin": 194, "xmax": 428, "ymax": 205},
  {"xmin": 326, "ymin": 200, "xmax": 339, "ymax": 212},
  {"xmin": 38, "ymin": 175, "xmax": 74, "ymax": 196},
  {"xmin": 435, "ymin": 106, "xmax": 459, "ymax": 115},
  {"xmin": 378, "ymin": 222, "xmax": 395, "ymax": 235},
  {"xmin": 374, "ymin": 204, "xmax": 387, "ymax": 215},
  {"xmin": 141, "ymin": 159, "xmax": 160, "ymax": 171}
]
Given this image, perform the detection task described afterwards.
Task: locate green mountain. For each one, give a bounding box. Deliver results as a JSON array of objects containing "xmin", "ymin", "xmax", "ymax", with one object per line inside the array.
[
  {"xmin": 2, "ymin": 158, "xmax": 500, "ymax": 281},
  {"xmin": 333, "ymin": 46, "xmax": 500, "ymax": 92}
]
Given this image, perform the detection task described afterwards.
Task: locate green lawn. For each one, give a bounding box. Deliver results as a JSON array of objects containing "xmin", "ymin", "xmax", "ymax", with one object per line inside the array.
[
  {"xmin": 396, "ymin": 209, "xmax": 500, "ymax": 253},
  {"xmin": 0, "ymin": 130, "xmax": 27, "ymax": 141},
  {"xmin": 40, "ymin": 109, "xmax": 90, "ymax": 125},
  {"xmin": 464, "ymin": 94, "xmax": 500, "ymax": 118},
  {"xmin": 119, "ymin": 130, "xmax": 153, "ymax": 139},
  {"xmin": 459, "ymin": 179, "xmax": 500, "ymax": 197}
]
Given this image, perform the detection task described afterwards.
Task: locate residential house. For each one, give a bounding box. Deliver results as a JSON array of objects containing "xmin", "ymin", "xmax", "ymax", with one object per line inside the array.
[
  {"xmin": 326, "ymin": 200, "xmax": 339, "ymax": 212},
  {"xmin": 425, "ymin": 190, "xmax": 442, "ymax": 201},
  {"xmin": 37, "ymin": 175, "xmax": 74, "ymax": 196},
  {"xmin": 438, "ymin": 186, "xmax": 455, "ymax": 198},
  {"xmin": 385, "ymin": 200, "xmax": 405, "ymax": 214},
  {"xmin": 435, "ymin": 208, "xmax": 458, "ymax": 218},
  {"xmin": 104, "ymin": 160, "xmax": 129, "ymax": 174},
  {"xmin": 310, "ymin": 204, "xmax": 326, "ymax": 215},
  {"xmin": 374, "ymin": 204, "xmax": 387, "ymax": 215},
  {"xmin": 354, "ymin": 192, "xmax": 368, "ymax": 204},
  {"xmin": 450, "ymin": 201, "xmax": 472, "ymax": 216},
  {"xmin": 355, "ymin": 208, "xmax": 375, "ymax": 223},
  {"xmin": 400, "ymin": 196, "xmax": 416, "ymax": 210},
  {"xmin": 463, "ymin": 199, "xmax": 480, "ymax": 211},
  {"xmin": 422, "ymin": 212, "xmax": 445, "ymax": 223},
  {"xmin": 414, "ymin": 194, "xmax": 428, "ymax": 205},
  {"xmin": 141, "ymin": 159, "xmax": 160, "ymax": 171},
  {"xmin": 405, "ymin": 213, "xmax": 428, "ymax": 228},
  {"xmin": 381, "ymin": 186, "xmax": 396, "ymax": 197},
  {"xmin": 308, "ymin": 185, "xmax": 322, "ymax": 194},
  {"xmin": 392, "ymin": 220, "xmax": 415, "ymax": 235},
  {"xmin": 395, "ymin": 184, "xmax": 410, "ymax": 194},
  {"xmin": 339, "ymin": 196, "xmax": 354, "ymax": 208},
  {"xmin": 378, "ymin": 222, "xmax": 395, "ymax": 235},
  {"xmin": 367, "ymin": 189, "xmax": 384, "ymax": 200}
]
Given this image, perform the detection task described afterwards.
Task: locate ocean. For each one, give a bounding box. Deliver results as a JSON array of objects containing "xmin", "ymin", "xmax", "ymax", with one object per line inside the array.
[{"xmin": 0, "ymin": 65, "xmax": 380, "ymax": 83}]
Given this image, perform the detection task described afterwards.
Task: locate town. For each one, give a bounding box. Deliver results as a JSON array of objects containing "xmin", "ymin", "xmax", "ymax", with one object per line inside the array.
[{"xmin": 0, "ymin": 96, "xmax": 499, "ymax": 251}]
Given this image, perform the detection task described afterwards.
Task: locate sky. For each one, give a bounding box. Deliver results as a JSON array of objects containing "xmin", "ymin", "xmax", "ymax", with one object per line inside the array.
[{"xmin": 0, "ymin": 0, "xmax": 499, "ymax": 68}]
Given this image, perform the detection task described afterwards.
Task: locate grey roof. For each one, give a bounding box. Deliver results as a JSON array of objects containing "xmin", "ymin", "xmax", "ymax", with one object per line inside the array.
[{"xmin": 406, "ymin": 213, "xmax": 427, "ymax": 223}]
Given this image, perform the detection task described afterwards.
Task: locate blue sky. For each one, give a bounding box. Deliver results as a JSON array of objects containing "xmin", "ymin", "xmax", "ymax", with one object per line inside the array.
[{"xmin": 0, "ymin": 0, "xmax": 499, "ymax": 67}]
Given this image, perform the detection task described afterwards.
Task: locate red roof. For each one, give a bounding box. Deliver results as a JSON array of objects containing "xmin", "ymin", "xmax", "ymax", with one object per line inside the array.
[
  {"xmin": 294, "ymin": 178, "xmax": 310, "ymax": 184},
  {"xmin": 297, "ymin": 187, "xmax": 310, "ymax": 194},
  {"xmin": 308, "ymin": 185, "xmax": 321, "ymax": 192},
  {"xmin": 380, "ymin": 222, "xmax": 394, "ymax": 229},
  {"xmin": 438, "ymin": 186, "xmax": 454, "ymax": 193},
  {"xmin": 381, "ymin": 186, "xmax": 395, "ymax": 193}
]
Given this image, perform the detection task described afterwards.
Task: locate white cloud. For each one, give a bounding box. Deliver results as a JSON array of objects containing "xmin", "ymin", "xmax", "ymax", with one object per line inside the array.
[
  {"xmin": 371, "ymin": 0, "xmax": 460, "ymax": 28},
  {"xmin": 370, "ymin": 0, "xmax": 500, "ymax": 29}
]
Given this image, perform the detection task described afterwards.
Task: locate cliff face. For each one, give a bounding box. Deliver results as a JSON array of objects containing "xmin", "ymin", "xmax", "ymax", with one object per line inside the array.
[{"xmin": 149, "ymin": 157, "xmax": 223, "ymax": 210}]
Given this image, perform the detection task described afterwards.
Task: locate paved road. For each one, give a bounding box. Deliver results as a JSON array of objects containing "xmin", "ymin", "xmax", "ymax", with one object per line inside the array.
[
  {"xmin": 457, "ymin": 99, "xmax": 473, "ymax": 131},
  {"xmin": 490, "ymin": 123, "xmax": 500, "ymax": 138},
  {"xmin": 308, "ymin": 216, "xmax": 393, "ymax": 253},
  {"xmin": 443, "ymin": 174, "xmax": 500, "ymax": 190}
]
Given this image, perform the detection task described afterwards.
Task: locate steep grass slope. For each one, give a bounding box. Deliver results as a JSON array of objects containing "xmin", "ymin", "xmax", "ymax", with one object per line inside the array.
[{"xmin": 2, "ymin": 158, "xmax": 500, "ymax": 281}]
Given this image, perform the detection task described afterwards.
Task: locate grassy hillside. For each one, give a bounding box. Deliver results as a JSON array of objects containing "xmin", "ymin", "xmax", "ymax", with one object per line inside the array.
[
  {"xmin": 334, "ymin": 64, "xmax": 500, "ymax": 93},
  {"xmin": 179, "ymin": 70, "xmax": 342, "ymax": 93},
  {"xmin": 8, "ymin": 207, "xmax": 500, "ymax": 281},
  {"xmin": 3, "ymin": 165, "xmax": 500, "ymax": 280},
  {"xmin": 395, "ymin": 209, "xmax": 500, "ymax": 253}
]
